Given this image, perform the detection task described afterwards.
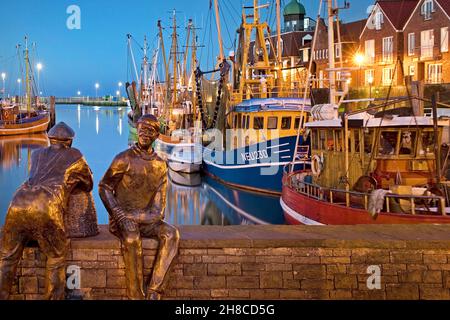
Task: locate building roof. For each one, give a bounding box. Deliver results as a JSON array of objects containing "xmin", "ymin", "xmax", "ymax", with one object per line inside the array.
[
  {"xmin": 339, "ymin": 19, "xmax": 367, "ymax": 42},
  {"xmin": 436, "ymin": 0, "xmax": 450, "ymax": 17},
  {"xmin": 283, "ymin": 0, "xmax": 306, "ymax": 16},
  {"xmin": 377, "ymin": 0, "xmax": 420, "ymax": 30}
]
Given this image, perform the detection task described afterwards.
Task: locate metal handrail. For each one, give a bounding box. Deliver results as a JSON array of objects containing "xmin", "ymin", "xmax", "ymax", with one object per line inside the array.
[{"xmin": 289, "ymin": 175, "xmax": 447, "ymax": 216}]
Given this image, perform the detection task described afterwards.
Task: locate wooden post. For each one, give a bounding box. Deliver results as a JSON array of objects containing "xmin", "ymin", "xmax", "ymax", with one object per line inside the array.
[
  {"xmin": 411, "ymin": 81, "xmax": 424, "ymax": 116},
  {"xmin": 50, "ymin": 96, "xmax": 56, "ymax": 128}
]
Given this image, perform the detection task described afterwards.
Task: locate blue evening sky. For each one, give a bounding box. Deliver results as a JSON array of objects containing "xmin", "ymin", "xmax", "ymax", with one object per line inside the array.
[{"xmin": 0, "ymin": 0, "xmax": 374, "ymax": 97}]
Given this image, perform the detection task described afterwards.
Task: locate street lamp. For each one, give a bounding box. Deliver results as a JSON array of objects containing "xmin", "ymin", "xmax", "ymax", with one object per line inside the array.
[
  {"xmin": 77, "ymin": 91, "xmax": 81, "ymax": 96},
  {"xmin": 36, "ymin": 63, "xmax": 43, "ymax": 96},
  {"xmin": 17, "ymin": 78, "xmax": 22, "ymax": 100},
  {"xmin": 1, "ymin": 72, "xmax": 6, "ymax": 99},
  {"xmin": 95, "ymin": 83, "xmax": 100, "ymax": 98},
  {"xmin": 354, "ymin": 54, "xmax": 365, "ymax": 89}
]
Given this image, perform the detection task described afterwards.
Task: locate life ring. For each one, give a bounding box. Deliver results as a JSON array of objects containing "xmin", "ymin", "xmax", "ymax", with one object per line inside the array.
[{"xmin": 311, "ymin": 154, "xmax": 323, "ymax": 177}]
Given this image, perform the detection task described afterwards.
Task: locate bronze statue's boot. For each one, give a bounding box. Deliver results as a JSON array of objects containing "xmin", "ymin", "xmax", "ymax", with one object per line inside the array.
[
  {"xmin": 146, "ymin": 289, "xmax": 161, "ymax": 300},
  {"xmin": 122, "ymin": 233, "xmax": 145, "ymax": 300}
]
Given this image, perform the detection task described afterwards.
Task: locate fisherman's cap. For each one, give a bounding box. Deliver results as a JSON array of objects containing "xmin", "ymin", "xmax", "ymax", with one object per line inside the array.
[
  {"xmin": 137, "ymin": 114, "xmax": 160, "ymax": 131},
  {"xmin": 48, "ymin": 122, "xmax": 75, "ymax": 141}
]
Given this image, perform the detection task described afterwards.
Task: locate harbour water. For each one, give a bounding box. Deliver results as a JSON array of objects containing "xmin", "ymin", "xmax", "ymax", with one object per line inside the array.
[{"xmin": 0, "ymin": 105, "xmax": 285, "ymax": 226}]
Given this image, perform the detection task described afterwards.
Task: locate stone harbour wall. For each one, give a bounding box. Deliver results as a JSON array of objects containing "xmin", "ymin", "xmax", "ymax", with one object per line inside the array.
[{"xmin": 5, "ymin": 224, "xmax": 450, "ymax": 300}]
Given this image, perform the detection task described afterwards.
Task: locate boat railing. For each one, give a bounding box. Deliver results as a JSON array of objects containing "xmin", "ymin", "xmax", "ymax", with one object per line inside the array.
[{"xmin": 288, "ymin": 175, "xmax": 447, "ymax": 216}]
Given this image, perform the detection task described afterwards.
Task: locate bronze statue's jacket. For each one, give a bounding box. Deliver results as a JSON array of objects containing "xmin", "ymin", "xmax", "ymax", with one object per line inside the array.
[{"xmin": 99, "ymin": 144, "xmax": 168, "ymax": 234}]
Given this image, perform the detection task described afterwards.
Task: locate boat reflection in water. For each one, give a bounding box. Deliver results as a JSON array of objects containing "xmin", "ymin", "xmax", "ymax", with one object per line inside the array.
[
  {"xmin": 0, "ymin": 133, "xmax": 50, "ymax": 223},
  {"xmin": 165, "ymin": 169, "xmax": 285, "ymax": 226}
]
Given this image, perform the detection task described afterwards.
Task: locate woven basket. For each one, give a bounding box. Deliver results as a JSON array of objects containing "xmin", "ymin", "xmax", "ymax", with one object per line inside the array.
[{"xmin": 65, "ymin": 189, "xmax": 99, "ymax": 238}]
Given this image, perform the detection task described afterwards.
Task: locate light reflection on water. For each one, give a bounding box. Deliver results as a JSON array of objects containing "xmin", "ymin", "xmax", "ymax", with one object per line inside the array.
[{"xmin": 0, "ymin": 105, "xmax": 285, "ymax": 226}]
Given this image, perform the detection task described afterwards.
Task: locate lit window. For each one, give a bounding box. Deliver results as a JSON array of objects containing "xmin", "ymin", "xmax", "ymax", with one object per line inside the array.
[
  {"xmin": 335, "ymin": 43, "xmax": 341, "ymax": 58},
  {"xmin": 365, "ymin": 69, "xmax": 375, "ymax": 85},
  {"xmin": 374, "ymin": 11, "xmax": 384, "ymax": 30},
  {"xmin": 421, "ymin": 0, "xmax": 434, "ymax": 20},
  {"xmin": 408, "ymin": 33, "xmax": 415, "ymax": 56},
  {"xmin": 428, "ymin": 64, "xmax": 442, "ymax": 84},
  {"xmin": 441, "ymin": 27, "xmax": 449, "ymax": 53},
  {"xmin": 365, "ymin": 40, "xmax": 375, "ymax": 63},
  {"xmin": 409, "ymin": 65, "xmax": 415, "ymax": 76},
  {"xmin": 382, "ymin": 68, "xmax": 394, "ymax": 86},
  {"xmin": 421, "ymin": 29, "xmax": 435, "ymax": 58},
  {"xmin": 382, "ymin": 37, "xmax": 393, "ymax": 62}
]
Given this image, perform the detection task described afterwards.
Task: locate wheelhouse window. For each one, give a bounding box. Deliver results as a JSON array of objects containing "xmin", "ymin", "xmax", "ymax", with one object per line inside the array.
[
  {"xmin": 354, "ymin": 130, "xmax": 361, "ymax": 153},
  {"xmin": 312, "ymin": 129, "xmax": 319, "ymax": 150},
  {"xmin": 281, "ymin": 117, "xmax": 292, "ymax": 130},
  {"xmin": 319, "ymin": 130, "xmax": 327, "ymax": 150},
  {"xmin": 327, "ymin": 130, "xmax": 334, "ymax": 151},
  {"xmin": 253, "ymin": 117, "xmax": 264, "ymax": 130},
  {"xmin": 364, "ymin": 129, "xmax": 374, "ymax": 155},
  {"xmin": 294, "ymin": 117, "xmax": 302, "ymax": 130},
  {"xmin": 379, "ymin": 131, "xmax": 399, "ymax": 156},
  {"xmin": 399, "ymin": 130, "xmax": 417, "ymax": 156},
  {"xmin": 267, "ymin": 117, "xmax": 278, "ymax": 130},
  {"xmin": 419, "ymin": 131, "xmax": 435, "ymax": 156},
  {"xmin": 335, "ymin": 130, "xmax": 343, "ymax": 152}
]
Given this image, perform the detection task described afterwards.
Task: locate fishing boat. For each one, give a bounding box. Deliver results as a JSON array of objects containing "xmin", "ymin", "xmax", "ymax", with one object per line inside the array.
[
  {"xmin": 281, "ymin": 0, "xmax": 450, "ymax": 225},
  {"xmin": 200, "ymin": 0, "xmax": 311, "ymax": 195},
  {"xmin": 153, "ymin": 15, "xmax": 202, "ymax": 174},
  {"xmin": 0, "ymin": 38, "xmax": 50, "ymax": 136}
]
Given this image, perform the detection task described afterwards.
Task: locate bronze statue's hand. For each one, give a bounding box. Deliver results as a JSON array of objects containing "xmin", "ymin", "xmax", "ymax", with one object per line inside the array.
[{"xmin": 119, "ymin": 217, "xmax": 138, "ymax": 233}]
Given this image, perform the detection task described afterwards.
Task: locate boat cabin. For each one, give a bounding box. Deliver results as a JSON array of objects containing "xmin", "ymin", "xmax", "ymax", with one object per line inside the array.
[
  {"xmin": 226, "ymin": 98, "xmax": 311, "ymax": 149},
  {"xmin": 306, "ymin": 114, "xmax": 450, "ymax": 192}
]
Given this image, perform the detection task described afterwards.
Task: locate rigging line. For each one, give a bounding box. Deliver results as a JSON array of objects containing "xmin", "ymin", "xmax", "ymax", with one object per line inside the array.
[
  {"xmin": 199, "ymin": 6, "xmax": 212, "ymax": 64},
  {"xmin": 225, "ymin": 0, "xmax": 240, "ymax": 19},
  {"xmin": 222, "ymin": 0, "xmax": 239, "ymax": 31},
  {"xmin": 219, "ymin": 1, "xmax": 235, "ymax": 50}
]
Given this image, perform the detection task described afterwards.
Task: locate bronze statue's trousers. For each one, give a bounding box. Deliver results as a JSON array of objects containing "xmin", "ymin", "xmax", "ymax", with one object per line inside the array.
[
  {"xmin": 0, "ymin": 187, "xmax": 69, "ymax": 300},
  {"xmin": 115, "ymin": 220, "xmax": 180, "ymax": 300}
]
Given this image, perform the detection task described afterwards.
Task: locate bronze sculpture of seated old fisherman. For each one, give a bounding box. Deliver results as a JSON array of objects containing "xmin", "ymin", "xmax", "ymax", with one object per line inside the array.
[{"xmin": 99, "ymin": 114, "xmax": 180, "ymax": 300}]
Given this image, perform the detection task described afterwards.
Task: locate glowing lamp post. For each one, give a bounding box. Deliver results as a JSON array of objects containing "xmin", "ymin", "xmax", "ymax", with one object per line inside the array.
[
  {"xmin": 95, "ymin": 83, "xmax": 100, "ymax": 98},
  {"xmin": 17, "ymin": 78, "xmax": 22, "ymax": 102},
  {"xmin": 354, "ymin": 54, "xmax": 365, "ymax": 89},
  {"xmin": 36, "ymin": 63, "xmax": 43, "ymax": 96}
]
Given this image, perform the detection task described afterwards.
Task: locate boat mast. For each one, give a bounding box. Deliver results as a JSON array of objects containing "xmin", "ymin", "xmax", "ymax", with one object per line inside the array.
[
  {"xmin": 191, "ymin": 22, "xmax": 198, "ymax": 119},
  {"xmin": 213, "ymin": 0, "xmax": 225, "ymax": 61},
  {"xmin": 170, "ymin": 10, "xmax": 179, "ymax": 115},
  {"xmin": 276, "ymin": 0, "xmax": 283, "ymax": 95},
  {"xmin": 127, "ymin": 34, "xmax": 140, "ymax": 83},
  {"xmin": 327, "ymin": 0, "xmax": 336, "ymax": 105},
  {"xmin": 142, "ymin": 36, "xmax": 149, "ymax": 115},
  {"xmin": 182, "ymin": 19, "xmax": 193, "ymax": 88},
  {"xmin": 24, "ymin": 36, "xmax": 31, "ymax": 114}
]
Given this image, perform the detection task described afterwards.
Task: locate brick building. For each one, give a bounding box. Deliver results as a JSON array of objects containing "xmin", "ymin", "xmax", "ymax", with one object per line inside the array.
[
  {"xmin": 403, "ymin": 0, "xmax": 450, "ymax": 84},
  {"xmin": 358, "ymin": 0, "xmax": 419, "ymax": 88}
]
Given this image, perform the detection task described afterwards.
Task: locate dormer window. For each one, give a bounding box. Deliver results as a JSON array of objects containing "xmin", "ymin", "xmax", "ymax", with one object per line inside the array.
[
  {"xmin": 375, "ymin": 11, "xmax": 384, "ymax": 30},
  {"xmin": 421, "ymin": 0, "xmax": 434, "ymax": 20}
]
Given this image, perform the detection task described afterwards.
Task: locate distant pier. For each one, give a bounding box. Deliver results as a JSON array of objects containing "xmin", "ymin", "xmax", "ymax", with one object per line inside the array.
[{"xmin": 42, "ymin": 96, "xmax": 128, "ymax": 107}]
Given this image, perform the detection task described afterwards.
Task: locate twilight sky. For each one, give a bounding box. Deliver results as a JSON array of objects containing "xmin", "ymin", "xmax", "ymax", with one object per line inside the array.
[{"xmin": 0, "ymin": 0, "xmax": 374, "ymax": 97}]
